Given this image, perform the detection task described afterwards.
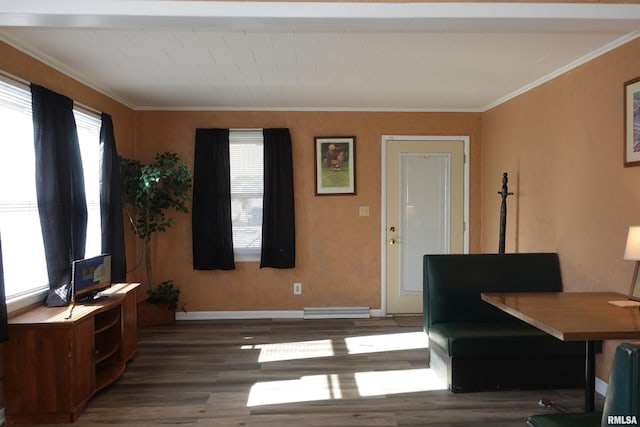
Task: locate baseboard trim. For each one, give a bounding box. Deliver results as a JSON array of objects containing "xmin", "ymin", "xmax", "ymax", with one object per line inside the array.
[
  {"xmin": 176, "ymin": 310, "xmax": 303, "ymax": 320},
  {"xmin": 176, "ymin": 308, "xmax": 386, "ymax": 321},
  {"xmin": 303, "ymin": 306, "xmax": 370, "ymax": 319}
]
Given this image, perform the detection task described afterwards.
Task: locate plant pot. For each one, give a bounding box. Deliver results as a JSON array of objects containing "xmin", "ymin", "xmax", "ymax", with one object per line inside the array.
[{"xmin": 137, "ymin": 300, "xmax": 175, "ymax": 326}]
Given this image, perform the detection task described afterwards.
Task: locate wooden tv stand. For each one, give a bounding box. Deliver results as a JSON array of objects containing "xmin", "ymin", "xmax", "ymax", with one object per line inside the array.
[{"xmin": 3, "ymin": 283, "xmax": 140, "ymax": 424}]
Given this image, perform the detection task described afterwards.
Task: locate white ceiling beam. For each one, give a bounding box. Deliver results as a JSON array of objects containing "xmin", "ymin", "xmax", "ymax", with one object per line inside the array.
[{"xmin": 1, "ymin": 2, "xmax": 640, "ymax": 32}]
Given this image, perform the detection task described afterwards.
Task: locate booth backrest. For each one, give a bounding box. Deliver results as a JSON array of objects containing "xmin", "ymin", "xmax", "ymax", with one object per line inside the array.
[
  {"xmin": 601, "ymin": 342, "xmax": 640, "ymax": 427},
  {"xmin": 423, "ymin": 253, "xmax": 563, "ymax": 329}
]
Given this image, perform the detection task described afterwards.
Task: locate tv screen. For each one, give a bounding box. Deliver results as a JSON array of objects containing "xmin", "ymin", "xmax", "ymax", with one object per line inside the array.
[{"xmin": 72, "ymin": 254, "xmax": 112, "ymax": 302}]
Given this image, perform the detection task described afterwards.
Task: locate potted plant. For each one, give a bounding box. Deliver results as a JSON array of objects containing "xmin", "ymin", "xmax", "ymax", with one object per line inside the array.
[{"xmin": 120, "ymin": 152, "xmax": 192, "ymax": 324}]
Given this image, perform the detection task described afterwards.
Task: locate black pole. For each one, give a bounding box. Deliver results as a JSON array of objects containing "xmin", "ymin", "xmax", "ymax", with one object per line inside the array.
[{"xmin": 498, "ymin": 172, "xmax": 513, "ymax": 254}]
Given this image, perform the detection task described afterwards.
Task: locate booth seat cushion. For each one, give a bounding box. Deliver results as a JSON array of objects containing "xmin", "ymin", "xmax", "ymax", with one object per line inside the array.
[{"xmin": 429, "ymin": 322, "xmax": 586, "ymax": 358}]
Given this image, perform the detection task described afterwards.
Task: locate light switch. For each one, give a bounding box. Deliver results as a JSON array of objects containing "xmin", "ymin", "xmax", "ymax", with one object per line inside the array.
[{"xmin": 359, "ymin": 206, "xmax": 370, "ymax": 217}]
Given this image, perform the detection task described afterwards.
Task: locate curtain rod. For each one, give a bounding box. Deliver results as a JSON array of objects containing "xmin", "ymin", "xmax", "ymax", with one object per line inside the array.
[{"xmin": 0, "ymin": 68, "xmax": 102, "ymax": 116}]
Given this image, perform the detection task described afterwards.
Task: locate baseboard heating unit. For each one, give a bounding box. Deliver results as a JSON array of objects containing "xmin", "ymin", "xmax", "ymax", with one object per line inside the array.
[{"xmin": 303, "ymin": 307, "xmax": 370, "ymax": 319}]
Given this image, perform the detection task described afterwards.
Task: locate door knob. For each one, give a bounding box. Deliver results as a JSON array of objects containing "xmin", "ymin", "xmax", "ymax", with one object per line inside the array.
[{"xmin": 389, "ymin": 238, "xmax": 399, "ymax": 245}]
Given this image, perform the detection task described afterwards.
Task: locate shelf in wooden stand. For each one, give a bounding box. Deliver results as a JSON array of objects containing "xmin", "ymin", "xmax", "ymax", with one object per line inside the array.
[
  {"xmin": 95, "ymin": 307, "xmax": 120, "ymax": 333},
  {"xmin": 95, "ymin": 361, "xmax": 126, "ymax": 392},
  {"xmin": 95, "ymin": 339, "xmax": 120, "ymax": 364}
]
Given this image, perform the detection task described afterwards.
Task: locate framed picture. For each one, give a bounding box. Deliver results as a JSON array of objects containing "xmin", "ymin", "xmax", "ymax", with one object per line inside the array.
[
  {"xmin": 624, "ymin": 77, "xmax": 640, "ymax": 167},
  {"xmin": 314, "ymin": 136, "xmax": 356, "ymax": 195}
]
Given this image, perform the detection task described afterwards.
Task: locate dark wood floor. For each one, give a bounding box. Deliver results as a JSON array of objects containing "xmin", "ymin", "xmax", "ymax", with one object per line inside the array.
[{"xmin": 21, "ymin": 317, "xmax": 600, "ymax": 426}]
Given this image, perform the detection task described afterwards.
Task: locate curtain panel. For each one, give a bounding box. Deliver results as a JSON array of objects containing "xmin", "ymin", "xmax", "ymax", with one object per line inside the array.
[
  {"xmin": 0, "ymin": 236, "xmax": 8, "ymax": 342},
  {"xmin": 261, "ymin": 128, "xmax": 295, "ymax": 268},
  {"xmin": 99, "ymin": 113, "xmax": 126, "ymax": 282},
  {"xmin": 31, "ymin": 84, "xmax": 87, "ymax": 291},
  {"xmin": 192, "ymin": 128, "xmax": 235, "ymax": 270}
]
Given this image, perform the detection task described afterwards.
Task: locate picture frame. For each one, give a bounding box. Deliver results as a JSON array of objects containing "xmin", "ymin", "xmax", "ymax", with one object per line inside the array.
[
  {"xmin": 314, "ymin": 136, "xmax": 356, "ymax": 195},
  {"xmin": 624, "ymin": 77, "xmax": 640, "ymax": 167}
]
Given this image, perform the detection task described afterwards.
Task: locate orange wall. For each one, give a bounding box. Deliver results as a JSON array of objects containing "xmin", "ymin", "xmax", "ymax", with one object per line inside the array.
[
  {"xmin": 481, "ymin": 36, "xmax": 640, "ymax": 381},
  {"xmin": 135, "ymin": 110, "xmax": 482, "ymax": 311}
]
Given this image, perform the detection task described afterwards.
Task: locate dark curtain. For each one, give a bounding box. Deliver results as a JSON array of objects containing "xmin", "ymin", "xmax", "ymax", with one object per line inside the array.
[
  {"xmin": 31, "ymin": 84, "xmax": 87, "ymax": 289},
  {"xmin": 99, "ymin": 113, "xmax": 126, "ymax": 282},
  {"xmin": 261, "ymin": 128, "xmax": 295, "ymax": 268},
  {"xmin": 0, "ymin": 236, "xmax": 8, "ymax": 342},
  {"xmin": 192, "ymin": 128, "xmax": 235, "ymax": 270}
]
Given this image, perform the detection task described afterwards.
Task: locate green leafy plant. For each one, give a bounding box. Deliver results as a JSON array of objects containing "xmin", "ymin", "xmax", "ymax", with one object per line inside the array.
[
  {"xmin": 146, "ymin": 280, "xmax": 184, "ymax": 311},
  {"xmin": 120, "ymin": 152, "xmax": 192, "ymax": 309}
]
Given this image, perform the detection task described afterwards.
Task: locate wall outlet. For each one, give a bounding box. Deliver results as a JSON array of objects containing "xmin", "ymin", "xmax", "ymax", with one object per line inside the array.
[{"xmin": 293, "ymin": 282, "xmax": 302, "ymax": 295}]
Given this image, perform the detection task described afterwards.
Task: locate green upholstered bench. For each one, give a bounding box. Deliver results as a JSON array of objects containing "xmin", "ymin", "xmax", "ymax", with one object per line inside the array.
[
  {"xmin": 423, "ymin": 253, "xmax": 586, "ymax": 393},
  {"xmin": 527, "ymin": 342, "xmax": 640, "ymax": 427}
]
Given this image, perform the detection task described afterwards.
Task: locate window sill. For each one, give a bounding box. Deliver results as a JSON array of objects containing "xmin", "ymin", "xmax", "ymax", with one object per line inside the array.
[
  {"xmin": 6, "ymin": 289, "xmax": 47, "ymax": 316},
  {"xmin": 234, "ymin": 252, "xmax": 260, "ymax": 263}
]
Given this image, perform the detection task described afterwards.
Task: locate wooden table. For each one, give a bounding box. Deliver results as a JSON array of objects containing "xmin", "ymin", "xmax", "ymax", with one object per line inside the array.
[{"xmin": 481, "ymin": 291, "xmax": 640, "ymax": 412}]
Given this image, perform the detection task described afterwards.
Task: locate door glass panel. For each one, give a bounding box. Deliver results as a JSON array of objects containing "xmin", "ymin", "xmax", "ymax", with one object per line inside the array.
[{"xmin": 399, "ymin": 153, "xmax": 450, "ymax": 294}]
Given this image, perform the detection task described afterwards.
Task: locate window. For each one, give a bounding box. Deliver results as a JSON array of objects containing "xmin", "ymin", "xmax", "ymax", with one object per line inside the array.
[
  {"xmin": 74, "ymin": 109, "xmax": 102, "ymax": 259},
  {"xmin": 229, "ymin": 130, "xmax": 263, "ymax": 261},
  {"xmin": 0, "ymin": 77, "xmax": 102, "ymax": 303},
  {"xmin": 0, "ymin": 77, "xmax": 47, "ymax": 300}
]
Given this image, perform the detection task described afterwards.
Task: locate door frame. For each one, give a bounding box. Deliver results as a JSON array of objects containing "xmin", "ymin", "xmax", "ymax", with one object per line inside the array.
[{"xmin": 380, "ymin": 135, "xmax": 470, "ymax": 316}]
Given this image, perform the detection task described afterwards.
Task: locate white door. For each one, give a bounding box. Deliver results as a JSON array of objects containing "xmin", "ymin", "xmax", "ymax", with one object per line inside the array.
[{"xmin": 384, "ymin": 137, "xmax": 466, "ymax": 314}]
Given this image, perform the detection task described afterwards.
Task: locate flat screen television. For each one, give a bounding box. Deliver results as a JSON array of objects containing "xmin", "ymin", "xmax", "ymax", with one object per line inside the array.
[{"xmin": 72, "ymin": 254, "xmax": 112, "ymax": 303}]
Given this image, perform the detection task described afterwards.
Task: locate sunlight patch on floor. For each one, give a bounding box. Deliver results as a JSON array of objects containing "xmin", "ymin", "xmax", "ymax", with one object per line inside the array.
[
  {"xmin": 244, "ymin": 332, "xmax": 436, "ymax": 407},
  {"xmin": 247, "ymin": 374, "xmax": 342, "ymax": 406},
  {"xmin": 344, "ymin": 331, "xmax": 429, "ymax": 355},
  {"xmin": 355, "ymin": 368, "xmax": 446, "ymax": 396},
  {"xmin": 246, "ymin": 368, "xmax": 445, "ymax": 407},
  {"xmin": 241, "ymin": 339, "xmax": 334, "ymax": 363}
]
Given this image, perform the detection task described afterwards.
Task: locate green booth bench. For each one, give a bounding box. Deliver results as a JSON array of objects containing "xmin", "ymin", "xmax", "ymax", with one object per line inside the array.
[{"xmin": 423, "ymin": 253, "xmax": 586, "ymax": 393}]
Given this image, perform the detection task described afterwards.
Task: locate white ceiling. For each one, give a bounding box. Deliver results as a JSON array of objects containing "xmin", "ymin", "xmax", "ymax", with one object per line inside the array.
[{"xmin": 1, "ymin": 1, "xmax": 640, "ymax": 111}]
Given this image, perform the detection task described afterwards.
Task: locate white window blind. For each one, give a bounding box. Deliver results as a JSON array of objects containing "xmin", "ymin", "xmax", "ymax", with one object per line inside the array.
[
  {"xmin": 0, "ymin": 77, "xmax": 48, "ymax": 300},
  {"xmin": 74, "ymin": 108, "xmax": 102, "ymax": 259},
  {"xmin": 229, "ymin": 129, "xmax": 263, "ymax": 261}
]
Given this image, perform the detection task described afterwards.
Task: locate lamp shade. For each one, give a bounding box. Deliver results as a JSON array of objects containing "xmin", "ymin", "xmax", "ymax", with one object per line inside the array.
[{"xmin": 624, "ymin": 226, "xmax": 640, "ymax": 260}]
